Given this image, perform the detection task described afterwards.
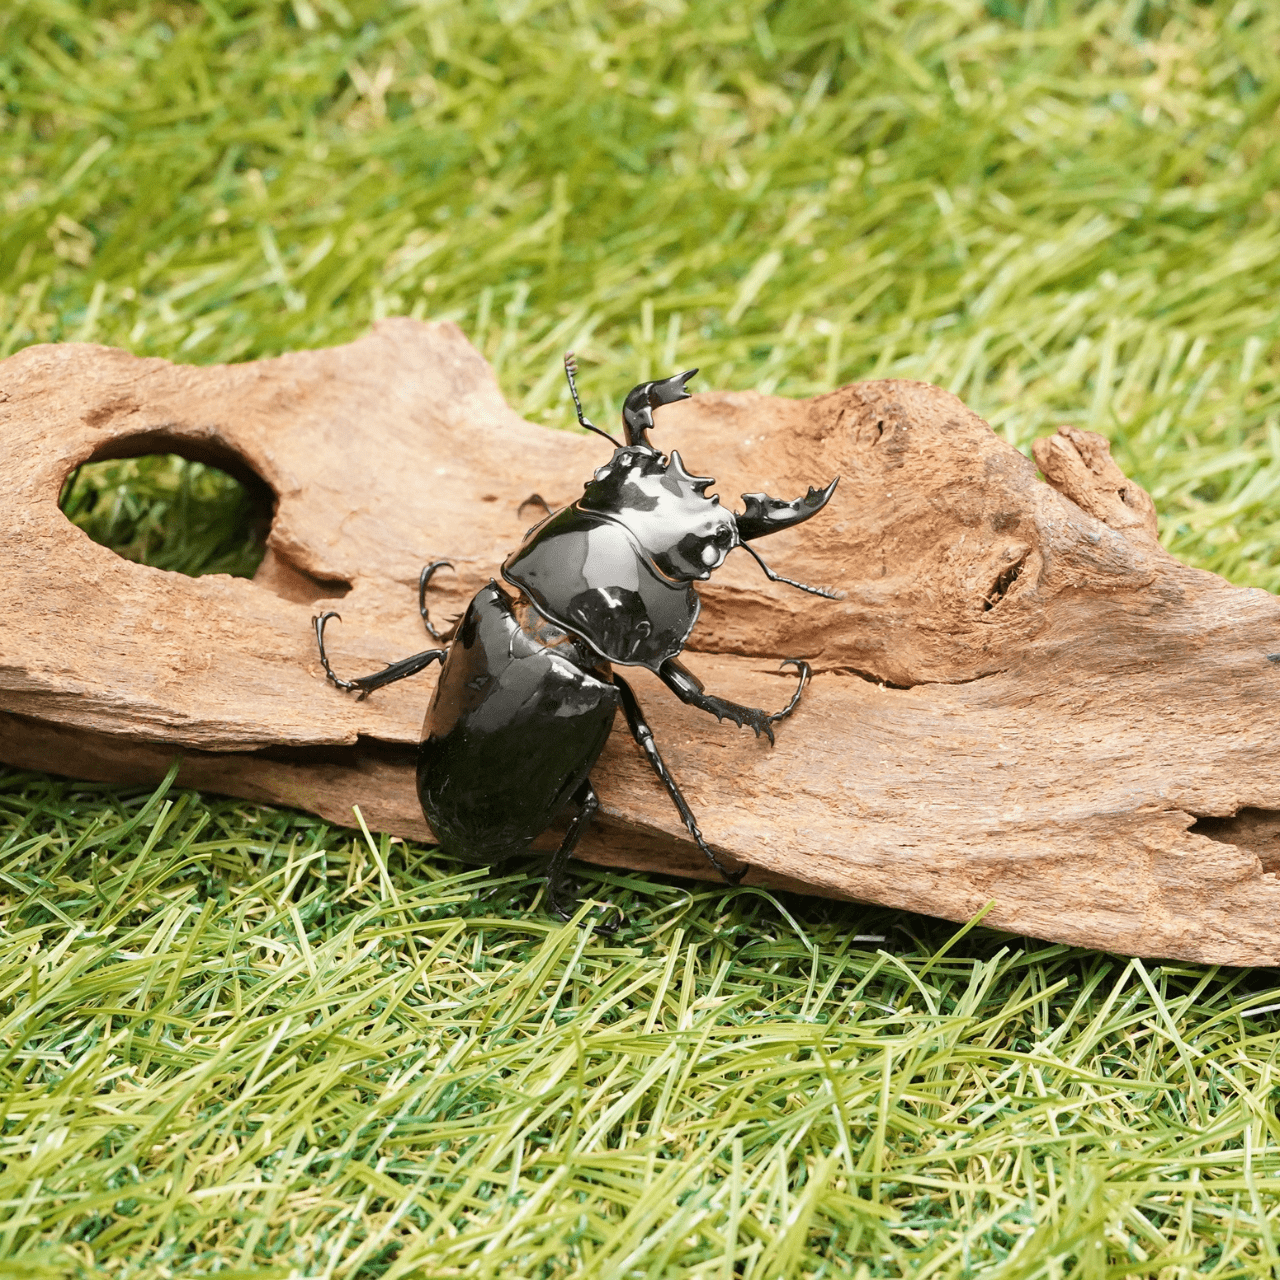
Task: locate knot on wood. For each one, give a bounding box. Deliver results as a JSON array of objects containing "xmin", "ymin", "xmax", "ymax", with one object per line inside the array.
[{"xmin": 1032, "ymin": 425, "xmax": 1159, "ymax": 545}]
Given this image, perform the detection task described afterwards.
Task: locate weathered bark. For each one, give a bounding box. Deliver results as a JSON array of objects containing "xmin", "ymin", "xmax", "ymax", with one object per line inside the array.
[{"xmin": 1, "ymin": 319, "xmax": 1277, "ymax": 964}]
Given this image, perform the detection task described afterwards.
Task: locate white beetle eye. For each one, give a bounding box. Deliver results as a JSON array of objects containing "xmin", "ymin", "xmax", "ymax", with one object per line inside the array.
[{"xmin": 701, "ymin": 543, "xmax": 720, "ymax": 566}]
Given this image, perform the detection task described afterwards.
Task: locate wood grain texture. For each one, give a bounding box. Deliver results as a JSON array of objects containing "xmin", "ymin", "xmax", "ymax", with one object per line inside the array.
[{"xmin": 2, "ymin": 319, "xmax": 1277, "ymax": 964}]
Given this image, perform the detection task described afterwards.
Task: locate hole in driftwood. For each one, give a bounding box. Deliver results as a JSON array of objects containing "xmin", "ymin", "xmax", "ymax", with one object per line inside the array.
[
  {"xmin": 983, "ymin": 550, "xmax": 1029, "ymax": 612},
  {"xmin": 58, "ymin": 434, "xmax": 351, "ymax": 601},
  {"xmin": 1191, "ymin": 808, "xmax": 1280, "ymax": 874},
  {"xmin": 60, "ymin": 448, "xmax": 273, "ymax": 580}
]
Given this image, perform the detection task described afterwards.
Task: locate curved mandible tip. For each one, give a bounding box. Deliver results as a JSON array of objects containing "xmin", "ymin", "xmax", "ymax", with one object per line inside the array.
[
  {"xmin": 735, "ymin": 476, "xmax": 840, "ymax": 542},
  {"xmin": 621, "ymin": 367, "xmax": 698, "ymax": 448}
]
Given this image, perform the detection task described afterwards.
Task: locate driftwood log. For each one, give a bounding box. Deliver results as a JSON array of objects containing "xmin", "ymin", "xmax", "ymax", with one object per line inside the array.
[{"xmin": 1, "ymin": 319, "xmax": 1278, "ymax": 965}]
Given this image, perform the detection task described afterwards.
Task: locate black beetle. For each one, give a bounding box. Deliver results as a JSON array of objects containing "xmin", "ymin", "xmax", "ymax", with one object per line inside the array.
[{"xmin": 314, "ymin": 356, "xmax": 839, "ymax": 919}]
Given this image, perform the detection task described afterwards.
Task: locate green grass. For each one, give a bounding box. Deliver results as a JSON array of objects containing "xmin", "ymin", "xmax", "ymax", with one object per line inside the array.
[
  {"xmin": 4, "ymin": 769, "xmax": 1280, "ymax": 1279},
  {"xmin": 3, "ymin": 0, "xmax": 1280, "ymax": 1275},
  {"xmin": 60, "ymin": 456, "xmax": 268, "ymax": 578}
]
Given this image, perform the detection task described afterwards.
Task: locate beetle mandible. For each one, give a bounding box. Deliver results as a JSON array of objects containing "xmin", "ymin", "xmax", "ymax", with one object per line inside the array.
[{"xmin": 314, "ymin": 355, "xmax": 840, "ymax": 919}]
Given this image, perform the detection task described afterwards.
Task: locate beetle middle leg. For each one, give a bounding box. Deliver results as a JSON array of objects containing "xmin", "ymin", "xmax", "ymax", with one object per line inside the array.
[
  {"xmin": 612, "ymin": 674, "xmax": 747, "ymax": 886},
  {"xmin": 517, "ymin": 493, "xmax": 554, "ymax": 519},
  {"xmin": 314, "ymin": 612, "xmax": 446, "ymax": 700},
  {"xmin": 657, "ymin": 657, "xmax": 812, "ymax": 746},
  {"xmin": 418, "ymin": 559, "xmax": 457, "ymax": 641}
]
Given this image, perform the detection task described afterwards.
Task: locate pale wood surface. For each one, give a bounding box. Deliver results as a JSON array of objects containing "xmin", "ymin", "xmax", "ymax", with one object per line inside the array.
[{"xmin": 2, "ymin": 319, "xmax": 1278, "ymax": 963}]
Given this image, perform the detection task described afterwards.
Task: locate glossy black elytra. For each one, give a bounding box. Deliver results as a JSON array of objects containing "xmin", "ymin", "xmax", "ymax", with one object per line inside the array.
[{"xmin": 314, "ymin": 356, "xmax": 840, "ymax": 920}]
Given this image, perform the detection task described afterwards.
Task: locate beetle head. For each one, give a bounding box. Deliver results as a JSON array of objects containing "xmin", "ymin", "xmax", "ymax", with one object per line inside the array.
[
  {"xmin": 567, "ymin": 364, "xmax": 840, "ymax": 592},
  {"xmin": 621, "ymin": 368, "xmax": 698, "ymax": 449}
]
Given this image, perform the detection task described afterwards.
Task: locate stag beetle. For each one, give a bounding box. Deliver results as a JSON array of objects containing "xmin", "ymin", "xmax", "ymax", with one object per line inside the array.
[{"xmin": 314, "ymin": 356, "xmax": 839, "ymax": 920}]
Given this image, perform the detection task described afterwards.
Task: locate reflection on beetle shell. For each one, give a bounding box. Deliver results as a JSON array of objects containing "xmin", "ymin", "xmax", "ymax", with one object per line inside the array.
[
  {"xmin": 503, "ymin": 509, "xmax": 699, "ymax": 671},
  {"xmin": 417, "ymin": 582, "xmax": 619, "ymax": 864},
  {"xmin": 579, "ymin": 447, "xmax": 739, "ymax": 581}
]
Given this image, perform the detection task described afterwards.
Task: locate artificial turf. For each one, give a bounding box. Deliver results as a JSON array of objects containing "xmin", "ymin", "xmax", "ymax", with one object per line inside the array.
[{"xmin": 2, "ymin": 0, "xmax": 1280, "ymax": 1275}]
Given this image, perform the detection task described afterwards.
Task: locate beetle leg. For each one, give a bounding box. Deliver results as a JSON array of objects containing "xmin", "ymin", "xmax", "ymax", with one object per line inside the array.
[
  {"xmin": 314, "ymin": 611, "xmax": 446, "ymax": 700},
  {"xmin": 543, "ymin": 778, "xmax": 620, "ymax": 930},
  {"xmin": 418, "ymin": 560, "xmax": 456, "ymax": 641},
  {"xmin": 658, "ymin": 657, "xmax": 813, "ymax": 747},
  {"xmin": 517, "ymin": 493, "xmax": 554, "ymax": 519},
  {"xmin": 737, "ymin": 542, "xmax": 843, "ymax": 600},
  {"xmin": 768, "ymin": 658, "xmax": 812, "ymax": 724},
  {"xmin": 613, "ymin": 674, "xmax": 747, "ymax": 886}
]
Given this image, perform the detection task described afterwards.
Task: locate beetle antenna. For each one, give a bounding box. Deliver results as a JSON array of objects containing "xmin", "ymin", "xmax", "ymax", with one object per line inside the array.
[
  {"xmin": 564, "ymin": 352, "xmax": 623, "ymax": 448},
  {"xmin": 738, "ymin": 542, "xmax": 844, "ymax": 600}
]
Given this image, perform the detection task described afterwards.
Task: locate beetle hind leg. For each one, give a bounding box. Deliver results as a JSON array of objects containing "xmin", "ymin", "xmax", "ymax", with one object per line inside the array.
[{"xmin": 613, "ymin": 674, "xmax": 747, "ymax": 887}]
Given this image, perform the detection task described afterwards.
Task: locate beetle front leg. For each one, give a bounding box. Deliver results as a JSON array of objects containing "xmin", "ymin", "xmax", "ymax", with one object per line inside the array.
[
  {"xmin": 657, "ymin": 657, "xmax": 812, "ymax": 746},
  {"xmin": 613, "ymin": 675, "xmax": 747, "ymax": 886}
]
